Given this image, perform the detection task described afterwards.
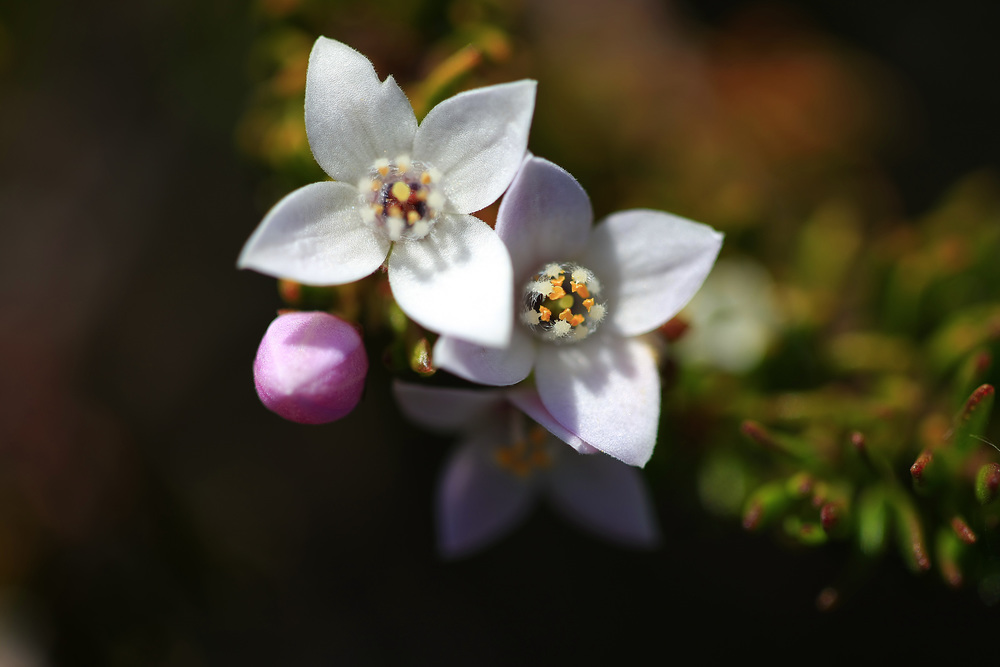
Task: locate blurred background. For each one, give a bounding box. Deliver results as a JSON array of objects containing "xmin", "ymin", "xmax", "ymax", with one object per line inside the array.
[{"xmin": 2, "ymin": 0, "xmax": 1000, "ymax": 663}]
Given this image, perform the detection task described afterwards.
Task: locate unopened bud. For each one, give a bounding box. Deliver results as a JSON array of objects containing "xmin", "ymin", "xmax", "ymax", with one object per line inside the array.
[
  {"xmin": 253, "ymin": 311, "xmax": 368, "ymax": 424},
  {"xmin": 976, "ymin": 462, "xmax": 1000, "ymax": 505}
]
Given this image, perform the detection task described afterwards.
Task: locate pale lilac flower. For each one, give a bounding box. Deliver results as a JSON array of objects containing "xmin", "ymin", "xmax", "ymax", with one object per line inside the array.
[
  {"xmin": 673, "ymin": 257, "xmax": 780, "ymax": 373},
  {"xmin": 239, "ymin": 37, "xmax": 536, "ymax": 348},
  {"xmin": 434, "ymin": 156, "xmax": 723, "ymax": 467},
  {"xmin": 254, "ymin": 311, "xmax": 368, "ymax": 424},
  {"xmin": 394, "ymin": 382, "xmax": 659, "ymax": 558}
]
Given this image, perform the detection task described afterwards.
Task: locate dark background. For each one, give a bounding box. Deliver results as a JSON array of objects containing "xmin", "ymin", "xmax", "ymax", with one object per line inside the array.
[{"xmin": 1, "ymin": 0, "xmax": 998, "ymax": 663}]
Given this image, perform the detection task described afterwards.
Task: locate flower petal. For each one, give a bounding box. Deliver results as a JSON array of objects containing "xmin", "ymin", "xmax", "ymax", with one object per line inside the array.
[
  {"xmin": 506, "ymin": 387, "xmax": 600, "ymax": 454},
  {"xmin": 437, "ymin": 427, "xmax": 536, "ymax": 559},
  {"xmin": 433, "ymin": 328, "xmax": 536, "ymax": 386},
  {"xmin": 389, "ymin": 213, "xmax": 513, "ymax": 348},
  {"xmin": 305, "ymin": 37, "xmax": 417, "ymax": 183},
  {"xmin": 237, "ymin": 181, "xmax": 390, "ymax": 285},
  {"xmin": 392, "ymin": 381, "xmax": 504, "ymax": 432},
  {"xmin": 535, "ymin": 334, "xmax": 661, "ymax": 467},
  {"xmin": 495, "ymin": 156, "xmax": 593, "ymax": 280},
  {"xmin": 581, "ymin": 210, "xmax": 723, "ymax": 336},
  {"xmin": 546, "ymin": 451, "xmax": 660, "ymax": 548},
  {"xmin": 413, "ymin": 81, "xmax": 536, "ymax": 215}
]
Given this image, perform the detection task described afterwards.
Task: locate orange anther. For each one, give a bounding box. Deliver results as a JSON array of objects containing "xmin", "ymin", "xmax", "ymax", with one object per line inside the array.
[
  {"xmin": 558, "ymin": 309, "xmax": 585, "ymax": 327},
  {"xmin": 420, "ymin": 172, "xmax": 432, "ymax": 184},
  {"xmin": 538, "ymin": 306, "xmax": 552, "ymax": 322},
  {"xmin": 549, "ymin": 280, "xmax": 567, "ymax": 300},
  {"xmin": 570, "ymin": 281, "xmax": 590, "ymax": 299},
  {"xmin": 583, "ymin": 298, "xmax": 595, "ymax": 311}
]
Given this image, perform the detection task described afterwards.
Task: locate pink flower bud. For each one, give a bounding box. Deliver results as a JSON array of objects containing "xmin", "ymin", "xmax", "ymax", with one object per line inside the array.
[{"xmin": 253, "ymin": 311, "xmax": 368, "ymax": 424}]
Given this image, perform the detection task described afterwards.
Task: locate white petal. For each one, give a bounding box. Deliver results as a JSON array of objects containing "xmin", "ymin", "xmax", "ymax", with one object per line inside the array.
[
  {"xmin": 413, "ymin": 81, "xmax": 536, "ymax": 215},
  {"xmin": 305, "ymin": 37, "xmax": 417, "ymax": 183},
  {"xmin": 389, "ymin": 213, "xmax": 513, "ymax": 348},
  {"xmin": 437, "ymin": 428, "xmax": 536, "ymax": 559},
  {"xmin": 495, "ymin": 156, "xmax": 593, "ymax": 280},
  {"xmin": 581, "ymin": 210, "xmax": 723, "ymax": 337},
  {"xmin": 535, "ymin": 334, "xmax": 661, "ymax": 467},
  {"xmin": 546, "ymin": 451, "xmax": 660, "ymax": 548},
  {"xmin": 392, "ymin": 381, "xmax": 504, "ymax": 432},
  {"xmin": 237, "ymin": 181, "xmax": 389, "ymax": 285},
  {"xmin": 506, "ymin": 387, "xmax": 600, "ymax": 454},
  {"xmin": 433, "ymin": 328, "xmax": 536, "ymax": 386}
]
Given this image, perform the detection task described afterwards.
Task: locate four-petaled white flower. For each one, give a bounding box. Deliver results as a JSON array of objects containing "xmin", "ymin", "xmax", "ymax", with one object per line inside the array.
[
  {"xmin": 394, "ymin": 382, "xmax": 660, "ymax": 558},
  {"xmin": 433, "ymin": 156, "xmax": 723, "ymax": 467},
  {"xmin": 238, "ymin": 37, "xmax": 536, "ymax": 348}
]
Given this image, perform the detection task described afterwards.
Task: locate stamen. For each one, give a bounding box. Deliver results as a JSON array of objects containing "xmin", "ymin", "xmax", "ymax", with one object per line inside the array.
[
  {"xmin": 570, "ymin": 281, "xmax": 590, "ymax": 298},
  {"xmin": 361, "ymin": 157, "xmax": 444, "ymax": 242},
  {"xmin": 519, "ymin": 261, "xmax": 608, "ymax": 345}
]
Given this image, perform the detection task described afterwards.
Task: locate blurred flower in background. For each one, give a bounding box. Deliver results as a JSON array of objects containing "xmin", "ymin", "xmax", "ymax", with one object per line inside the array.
[
  {"xmin": 394, "ymin": 383, "xmax": 659, "ymax": 557},
  {"xmin": 673, "ymin": 257, "xmax": 780, "ymax": 373}
]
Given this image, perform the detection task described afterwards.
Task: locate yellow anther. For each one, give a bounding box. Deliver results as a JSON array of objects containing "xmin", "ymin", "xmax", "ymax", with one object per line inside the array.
[
  {"xmin": 377, "ymin": 165, "xmax": 390, "ymax": 176},
  {"xmin": 391, "ymin": 181, "xmax": 411, "ymax": 201},
  {"xmin": 373, "ymin": 204, "xmax": 384, "ymax": 216},
  {"xmin": 387, "ymin": 205, "xmax": 403, "ymax": 218},
  {"xmin": 583, "ymin": 298, "xmax": 595, "ymax": 311},
  {"xmin": 538, "ymin": 305, "xmax": 552, "ymax": 322},
  {"xmin": 570, "ymin": 281, "xmax": 590, "ymax": 299},
  {"xmin": 407, "ymin": 211, "xmax": 420, "ymax": 223},
  {"xmin": 420, "ymin": 171, "xmax": 432, "ymax": 184}
]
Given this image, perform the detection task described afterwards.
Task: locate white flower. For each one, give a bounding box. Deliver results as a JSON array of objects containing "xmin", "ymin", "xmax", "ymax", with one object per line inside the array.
[
  {"xmin": 673, "ymin": 258, "xmax": 780, "ymax": 372},
  {"xmin": 433, "ymin": 156, "xmax": 723, "ymax": 466},
  {"xmin": 394, "ymin": 382, "xmax": 660, "ymax": 558},
  {"xmin": 238, "ymin": 37, "xmax": 536, "ymax": 348}
]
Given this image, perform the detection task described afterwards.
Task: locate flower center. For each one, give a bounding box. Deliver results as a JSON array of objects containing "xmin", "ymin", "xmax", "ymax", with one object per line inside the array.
[
  {"xmin": 359, "ymin": 155, "xmax": 444, "ymax": 242},
  {"xmin": 520, "ymin": 262, "xmax": 607, "ymax": 344},
  {"xmin": 493, "ymin": 425, "xmax": 552, "ymax": 478}
]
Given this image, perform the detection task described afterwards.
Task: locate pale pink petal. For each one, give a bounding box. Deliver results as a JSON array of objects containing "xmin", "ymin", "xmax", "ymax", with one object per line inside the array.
[
  {"xmin": 305, "ymin": 37, "xmax": 417, "ymax": 183},
  {"xmin": 237, "ymin": 182, "xmax": 389, "ymax": 285},
  {"xmin": 506, "ymin": 387, "xmax": 599, "ymax": 454},
  {"xmin": 437, "ymin": 426, "xmax": 536, "ymax": 559},
  {"xmin": 495, "ymin": 156, "xmax": 593, "ymax": 280},
  {"xmin": 388, "ymin": 213, "xmax": 513, "ymax": 348},
  {"xmin": 546, "ymin": 451, "xmax": 660, "ymax": 548},
  {"xmin": 581, "ymin": 210, "xmax": 723, "ymax": 336},
  {"xmin": 392, "ymin": 381, "xmax": 504, "ymax": 432},
  {"xmin": 535, "ymin": 334, "xmax": 661, "ymax": 467},
  {"xmin": 432, "ymin": 328, "xmax": 536, "ymax": 387},
  {"xmin": 413, "ymin": 81, "xmax": 536, "ymax": 215}
]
